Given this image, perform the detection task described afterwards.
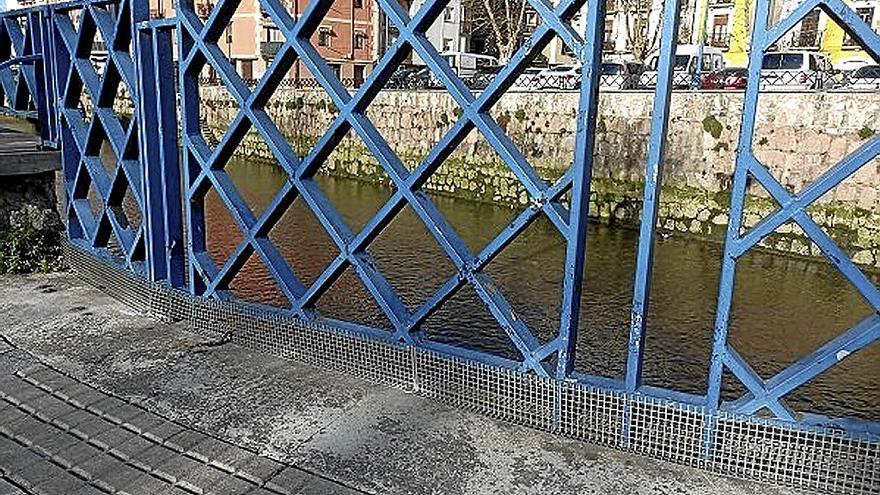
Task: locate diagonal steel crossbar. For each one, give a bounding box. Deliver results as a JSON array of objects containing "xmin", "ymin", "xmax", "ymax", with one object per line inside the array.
[
  {"xmin": 53, "ymin": 1, "xmax": 145, "ymax": 271},
  {"xmin": 177, "ymin": 0, "xmax": 599, "ymax": 375},
  {"xmin": 707, "ymin": 0, "xmax": 880, "ymax": 425},
  {"xmin": 1, "ymin": 0, "xmax": 879, "ymax": 480}
]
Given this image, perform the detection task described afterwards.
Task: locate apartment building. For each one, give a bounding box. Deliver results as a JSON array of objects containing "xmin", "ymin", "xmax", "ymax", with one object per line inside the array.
[
  {"xmin": 375, "ymin": 0, "xmax": 468, "ymax": 66},
  {"xmin": 259, "ymin": 0, "xmax": 375, "ymax": 82},
  {"xmin": 704, "ymin": 0, "xmax": 879, "ymax": 68}
]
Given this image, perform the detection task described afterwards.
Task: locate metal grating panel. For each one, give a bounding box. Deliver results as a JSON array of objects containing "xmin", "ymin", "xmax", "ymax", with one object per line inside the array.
[{"xmin": 65, "ymin": 242, "xmax": 880, "ymax": 495}]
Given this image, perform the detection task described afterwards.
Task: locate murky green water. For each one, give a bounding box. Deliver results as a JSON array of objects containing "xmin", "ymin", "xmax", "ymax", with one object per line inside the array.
[{"xmin": 203, "ymin": 159, "xmax": 878, "ymax": 421}]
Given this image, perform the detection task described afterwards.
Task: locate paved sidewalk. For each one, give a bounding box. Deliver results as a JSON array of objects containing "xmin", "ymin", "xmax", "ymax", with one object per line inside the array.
[
  {"xmin": 0, "ymin": 340, "xmax": 364, "ymax": 494},
  {"xmin": 0, "ymin": 272, "xmax": 816, "ymax": 495}
]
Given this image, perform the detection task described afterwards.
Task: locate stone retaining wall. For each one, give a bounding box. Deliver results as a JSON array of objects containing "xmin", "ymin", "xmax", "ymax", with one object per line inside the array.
[
  {"xmin": 197, "ymin": 88, "xmax": 880, "ymax": 267},
  {"xmin": 0, "ymin": 172, "xmax": 63, "ymax": 272}
]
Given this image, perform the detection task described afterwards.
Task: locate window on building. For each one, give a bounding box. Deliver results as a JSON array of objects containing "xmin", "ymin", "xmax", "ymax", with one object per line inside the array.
[
  {"xmin": 796, "ymin": 9, "xmax": 820, "ymax": 47},
  {"xmin": 328, "ymin": 63, "xmax": 342, "ymax": 79},
  {"xmin": 603, "ymin": 19, "xmax": 614, "ymax": 51},
  {"xmin": 444, "ymin": 6, "xmax": 454, "ymax": 22},
  {"xmin": 354, "ymin": 0, "xmax": 363, "ymax": 7},
  {"xmin": 264, "ymin": 26, "xmax": 282, "ymax": 43},
  {"xmin": 354, "ymin": 31, "xmax": 367, "ymax": 49},
  {"xmin": 845, "ymin": 7, "xmax": 875, "ymax": 46},
  {"xmin": 711, "ymin": 15, "xmax": 729, "ymax": 48},
  {"xmin": 239, "ymin": 59, "xmax": 254, "ymax": 80},
  {"xmin": 443, "ymin": 38, "xmax": 455, "ymax": 52},
  {"xmin": 353, "ymin": 65, "xmax": 365, "ymax": 87},
  {"xmin": 318, "ymin": 27, "xmax": 332, "ymax": 47}
]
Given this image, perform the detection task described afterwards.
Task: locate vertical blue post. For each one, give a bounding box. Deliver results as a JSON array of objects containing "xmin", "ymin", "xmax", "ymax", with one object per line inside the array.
[
  {"xmin": 137, "ymin": 15, "xmax": 183, "ymax": 287},
  {"xmin": 41, "ymin": 6, "xmax": 59, "ymax": 147},
  {"xmin": 29, "ymin": 10, "xmax": 51, "ymax": 145},
  {"xmin": 49, "ymin": 5, "xmax": 82, "ymax": 243},
  {"xmin": 554, "ymin": 0, "xmax": 606, "ymax": 380},
  {"xmin": 625, "ymin": 0, "xmax": 685, "ymax": 394},
  {"xmin": 704, "ymin": 0, "xmax": 772, "ymax": 450},
  {"xmin": 178, "ymin": 10, "xmax": 207, "ymax": 296}
]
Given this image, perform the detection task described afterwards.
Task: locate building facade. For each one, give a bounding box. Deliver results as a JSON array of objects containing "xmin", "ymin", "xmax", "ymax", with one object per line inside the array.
[
  {"xmin": 375, "ymin": 0, "xmax": 467, "ymax": 67},
  {"xmin": 704, "ymin": 0, "xmax": 879, "ymax": 68}
]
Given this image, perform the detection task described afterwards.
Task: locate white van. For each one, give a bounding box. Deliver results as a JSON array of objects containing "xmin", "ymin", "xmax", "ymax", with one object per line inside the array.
[
  {"xmin": 440, "ymin": 52, "xmax": 499, "ymax": 78},
  {"xmin": 639, "ymin": 44, "xmax": 725, "ymax": 89},
  {"xmin": 760, "ymin": 51, "xmax": 834, "ymax": 90}
]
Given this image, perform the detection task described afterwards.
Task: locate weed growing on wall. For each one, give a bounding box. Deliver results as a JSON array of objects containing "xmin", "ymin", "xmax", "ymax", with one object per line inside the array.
[{"xmin": 0, "ymin": 228, "xmax": 63, "ymax": 274}]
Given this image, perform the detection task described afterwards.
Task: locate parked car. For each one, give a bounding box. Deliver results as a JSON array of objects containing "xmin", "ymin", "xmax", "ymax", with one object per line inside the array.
[
  {"xmin": 539, "ymin": 64, "xmax": 581, "ymax": 90},
  {"xmin": 836, "ymin": 58, "xmax": 871, "ymax": 72},
  {"xmin": 639, "ymin": 44, "xmax": 725, "ymax": 89},
  {"xmin": 846, "ymin": 65, "xmax": 880, "ymax": 91},
  {"xmin": 599, "ymin": 62, "xmax": 645, "ymax": 90},
  {"xmin": 701, "ymin": 67, "xmax": 748, "ymax": 90},
  {"xmin": 760, "ymin": 51, "xmax": 834, "ymax": 90},
  {"xmin": 388, "ymin": 66, "xmax": 423, "ymax": 89},
  {"xmin": 440, "ymin": 52, "xmax": 499, "ymax": 78}
]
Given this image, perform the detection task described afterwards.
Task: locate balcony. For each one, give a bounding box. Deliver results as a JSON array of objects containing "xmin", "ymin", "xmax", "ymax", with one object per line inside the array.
[
  {"xmin": 196, "ymin": 2, "xmax": 214, "ymax": 18},
  {"xmin": 261, "ymin": 41, "xmax": 284, "ymax": 60},
  {"xmin": 709, "ymin": 34, "xmax": 730, "ymax": 49}
]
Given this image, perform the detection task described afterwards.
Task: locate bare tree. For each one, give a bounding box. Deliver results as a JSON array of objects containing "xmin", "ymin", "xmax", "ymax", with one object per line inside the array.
[
  {"xmin": 619, "ymin": 0, "xmax": 661, "ymax": 62},
  {"xmin": 463, "ymin": 0, "xmax": 530, "ymax": 62}
]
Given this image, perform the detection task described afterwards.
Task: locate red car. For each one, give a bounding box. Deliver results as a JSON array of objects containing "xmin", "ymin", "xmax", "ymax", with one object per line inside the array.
[{"xmin": 701, "ymin": 68, "xmax": 748, "ymax": 90}]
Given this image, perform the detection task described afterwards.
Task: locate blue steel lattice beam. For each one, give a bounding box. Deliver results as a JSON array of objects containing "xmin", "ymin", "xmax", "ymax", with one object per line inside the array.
[
  {"xmin": 624, "ymin": 0, "xmax": 684, "ymax": 393},
  {"xmin": 708, "ymin": 0, "xmax": 880, "ymax": 425}
]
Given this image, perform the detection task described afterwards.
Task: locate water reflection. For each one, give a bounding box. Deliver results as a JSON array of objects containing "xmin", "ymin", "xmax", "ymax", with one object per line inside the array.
[{"xmin": 203, "ymin": 159, "xmax": 878, "ymax": 421}]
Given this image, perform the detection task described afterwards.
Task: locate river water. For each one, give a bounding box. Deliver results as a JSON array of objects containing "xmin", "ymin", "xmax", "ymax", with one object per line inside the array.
[{"xmin": 202, "ymin": 159, "xmax": 878, "ymax": 421}]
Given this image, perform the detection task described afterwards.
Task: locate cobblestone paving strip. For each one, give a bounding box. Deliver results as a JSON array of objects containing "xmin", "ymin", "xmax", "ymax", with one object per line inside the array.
[{"xmin": 0, "ymin": 354, "xmax": 369, "ymax": 495}]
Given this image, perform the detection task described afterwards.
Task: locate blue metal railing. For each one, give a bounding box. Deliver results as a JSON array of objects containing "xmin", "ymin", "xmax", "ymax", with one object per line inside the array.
[{"xmin": 0, "ymin": 0, "xmax": 877, "ymax": 449}]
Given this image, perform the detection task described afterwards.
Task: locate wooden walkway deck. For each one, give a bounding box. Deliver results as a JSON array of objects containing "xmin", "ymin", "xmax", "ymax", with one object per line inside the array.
[{"xmin": 0, "ymin": 118, "xmax": 59, "ymax": 176}]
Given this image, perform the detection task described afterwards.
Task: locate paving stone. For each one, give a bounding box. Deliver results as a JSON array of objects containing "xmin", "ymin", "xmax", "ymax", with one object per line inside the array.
[
  {"xmin": 55, "ymin": 440, "xmax": 104, "ymax": 466},
  {"xmin": 198, "ymin": 474, "xmax": 252, "ymax": 495},
  {"xmin": 101, "ymin": 402, "xmax": 146, "ymax": 424},
  {"xmin": 154, "ymin": 454, "xmax": 208, "ymax": 483},
  {"xmin": 123, "ymin": 413, "xmax": 167, "ymax": 435},
  {"xmin": 142, "ymin": 421, "xmax": 185, "ymax": 444},
  {"xmin": 0, "ymin": 437, "xmax": 44, "ymax": 474},
  {"xmin": 112, "ymin": 435, "xmax": 155, "ymax": 461},
  {"xmin": 57, "ymin": 383, "xmax": 99, "ymax": 402},
  {"xmin": 233, "ymin": 455, "xmax": 284, "ymax": 485},
  {"xmin": 32, "ymin": 472, "xmax": 100, "ymax": 495},
  {"xmin": 26, "ymin": 368, "xmax": 80, "ymax": 392},
  {"xmin": 76, "ymin": 453, "xmax": 125, "ymax": 482},
  {"xmin": 115, "ymin": 473, "xmax": 175, "ymax": 495},
  {"xmin": 30, "ymin": 430, "xmax": 80, "ymax": 459},
  {"xmin": 97, "ymin": 463, "xmax": 148, "ymax": 493},
  {"xmin": 133, "ymin": 444, "xmax": 179, "ymax": 472},
  {"xmin": 0, "ymin": 374, "xmax": 23, "ymax": 392},
  {"xmin": 264, "ymin": 467, "xmax": 312, "ymax": 494},
  {"xmin": 7, "ymin": 458, "xmax": 67, "ymax": 490},
  {"xmin": 7, "ymin": 385, "xmax": 51, "ymax": 406},
  {"xmin": 186, "ymin": 437, "xmax": 251, "ymax": 467},
  {"xmin": 58, "ymin": 410, "xmax": 114, "ymax": 439},
  {"xmin": 0, "ymin": 479, "xmax": 27, "ymax": 495},
  {"xmin": 166, "ymin": 430, "xmax": 210, "ymax": 452},
  {"xmin": 21, "ymin": 423, "xmax": 69, "ymax": 449},
  {"xmin": 67, "ymin": 389, "xmax": 106, "ymax": 409},
  {"xmin": 4, "ymin": 414, "xmax": 45, "ymax": 438},
  {"xmin": 0, "ymin": 404, "xmax": 27, "ymax": 426},
  {"xmin": 92, "ymin": 427, "xmax": 139, "ymax": 452},
  {"xmin": 27, "ymin": 393, "xmax": 75, "ymax": 421}
]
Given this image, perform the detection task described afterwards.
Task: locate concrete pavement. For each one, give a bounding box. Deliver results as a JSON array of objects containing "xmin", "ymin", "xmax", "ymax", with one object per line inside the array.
[{"xmin": 0, "ymin": 272, "xmax": 816, "ymax": 495}]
